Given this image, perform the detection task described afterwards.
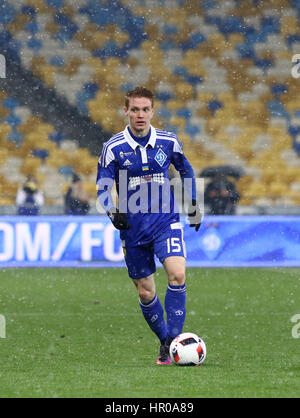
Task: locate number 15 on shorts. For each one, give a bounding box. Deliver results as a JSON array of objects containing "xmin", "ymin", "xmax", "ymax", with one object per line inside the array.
[{"xmin": 166, "ymin": 237, "xmax": 186, "ymax": 258}]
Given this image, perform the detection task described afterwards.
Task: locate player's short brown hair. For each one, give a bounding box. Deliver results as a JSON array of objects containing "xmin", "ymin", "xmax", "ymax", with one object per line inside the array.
[{"xmin": 125, "ymin": 86, "xmax": 154, "ymax": 108}]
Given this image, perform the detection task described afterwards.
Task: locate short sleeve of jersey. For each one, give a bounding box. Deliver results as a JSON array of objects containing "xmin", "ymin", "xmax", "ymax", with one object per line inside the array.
[
  {"xmin": 96, "ymin": 143, "xmax": 116, "ymax": 211},
  {"xmin": 172, "ymin": 135, "xmax": 184, "ymax": 154},
  {"xmin": 171, "ymin": 135, "xmax": 196, "ymax": 201},
  {"xmin": 171, "ymin": 135, "xmax": 191, "ymax": 174},
  {"xmin": 97, "ymin": 142, "xmax": 115, "ymax": 180}
]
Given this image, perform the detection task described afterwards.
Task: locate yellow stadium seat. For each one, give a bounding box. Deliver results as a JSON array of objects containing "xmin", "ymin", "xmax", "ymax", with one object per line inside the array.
[
  {"xmin": 0, "ymin": 123, "xmax": 12, "ymax": 141},
  {"xmin": 268, "ymin": 182, "xmax": 286, "ymax": 198},
  {"xmin": 0, "ymin": 197, "xmax": 15, "ymax": 205},
  {"xmin": 83, "ymin": 181, "xmax": 97, "ymax": 197},
  {"xmin": 20, "ymin": 157, "xmax": 41, "ymax": 176},
  {"xmin": 244, "ymin": 183, "xmax": 268, "ymax": 198},
  {"xmin": 0, "ymin": 147, "xmax": 9, "ymax": 165},
  {"xmin": 281, "ymin": 16, "xmax": 298, "ymax": 36}
]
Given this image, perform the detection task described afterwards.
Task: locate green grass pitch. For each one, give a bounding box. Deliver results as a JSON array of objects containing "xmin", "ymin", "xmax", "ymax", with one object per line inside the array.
[{"xmin": 0, "ymin": 267, "xmax": 299, "ymax": 398}]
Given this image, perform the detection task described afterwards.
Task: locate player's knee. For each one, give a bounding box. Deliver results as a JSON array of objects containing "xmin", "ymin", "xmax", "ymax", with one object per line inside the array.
[
  {"xmin": 138, "ymin": 287, "xmax": 155, "ymax": 303},
  {"xmin": 168, "ymin": 270, "xmax": 185, "ymax": 286}
]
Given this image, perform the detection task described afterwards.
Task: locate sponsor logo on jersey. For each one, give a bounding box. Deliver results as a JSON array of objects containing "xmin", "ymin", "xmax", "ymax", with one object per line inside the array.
[
  {"xmin": 123, "ymin": 159, "xmax": 132, "ymax": 166},
  {"xmin": 119, "ymin": 151, "xmax": 134, "ymax": 158}
]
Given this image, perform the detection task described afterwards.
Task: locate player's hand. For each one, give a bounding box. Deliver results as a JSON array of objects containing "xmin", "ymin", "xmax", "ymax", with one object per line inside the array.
[
  {"xmin": 108, "ymin": 207, "xmax": 131, "ymax": 230},
  {"xmin": 188, "ymin": 200, "xmax": 202, "ymax": 232}
]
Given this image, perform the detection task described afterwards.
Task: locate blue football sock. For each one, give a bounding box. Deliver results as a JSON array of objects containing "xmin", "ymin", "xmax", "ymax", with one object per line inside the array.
[
  {"xmin": 165, "ymin": 283, "xmax": 186, "ymax": 340},
  {"xmin": 139, "ymin": 294, "xmax": 167, "ymax": 344}
]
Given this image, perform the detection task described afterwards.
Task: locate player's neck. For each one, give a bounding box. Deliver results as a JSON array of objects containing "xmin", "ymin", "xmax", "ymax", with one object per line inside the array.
[{"xmin": 129, "ymin": 126, "xmax": 150, "ymax": 138}]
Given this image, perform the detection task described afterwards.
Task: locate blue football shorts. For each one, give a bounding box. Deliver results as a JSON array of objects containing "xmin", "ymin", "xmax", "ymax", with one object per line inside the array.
[{"xmin": 122, "ymin": 222, "xmax": 186, "ymax": 279}]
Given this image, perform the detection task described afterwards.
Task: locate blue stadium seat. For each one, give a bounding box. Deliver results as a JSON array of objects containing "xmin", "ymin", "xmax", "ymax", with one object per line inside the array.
[
  {"xmin": 245, "ymin": 31, "xmax": 268, "ymax": 45},
  {"xmin": 294, "ymin": 110, "xmax": 300, "ymax": 118},
  {"xmin": 173, "ymin": 66, "xmax": 189, "ymax": 78},
  {"xmin": 50, "ymin": 56, "xmax": 65, "ymax": 67},
  {"xmin": 288, "ymin": 125, "xmax": 300, "ymax": 137},
  {"xmin": 181, "ymin": 33, "xmax": 206, "ymax": 50},
  {"xmin": 27, "ymin": 37, "xmax": 42, "ymax": 51},
  {"xmin": 156, "ymin": 91, "xmax": 173, "ymax": 102},
  {"xmin": 261, "ymin": 17, "xmax": 280, "ymax": 35},
  {"xmin": 236, "ymin": 42, "xmax": 256, "ymax": 59},
  {"xmin": 185, "ymin": 124, "xmax": 200, "ymax": 137},
  {"xmin": 6, "ymin": 114, "xmax": 21, "ymax": 127},
  {"xmin": 158, "ymin": 107, "xmax": 172, "ymax": 120},
  {"xmin": 54, "ymin": 13, "xmax": 79, "ymax": 41},
  {"xmin": 58, "ymin": 165, "xmax": 74, "ymax": 177},
  {"xmin": 21, "ymin": 6, "xmax": 36, "ymax": 16},
  {"xmin": 271, "ymin": 84, "xmax": 288, "ymax": 97},
  {"xmin": 185, "ymin": 74, "xmax": 203, "ymax": 86},
  {"xmin": 202, "ymin": 0, "xmax": 217, "ymax": 11},
  {"xmin": 160, "ymin": 40, "xmax": 176, "ymax": 51},
  {"xmin": 219, "ymin": 16, "xmax": 244, "ymax": 35},
  {"xmin": 46, "ymin": 0, "xmax": 64, "ymax": 9},
  {"xmin": 32, "ymin": 149, "xmax": 49, "ymax": 161},
  {"xmin": 25, "ymin": 20, "xmax": 40, "ymax": 35},
  {"xmin": 286, "ymin": 34, "xmax": 300, "ymax": 48},
  {"xmin": 165, "ymin": 124, "xmax": 179, "ymax": 135},
  {"xmin": 8, "ymin": 129, "xmax": 23, "ymax": 144},
  {"xmin": 207, "ymin": 100, "xmax": 223, "ymax": 115},
  {"xmin": 0, "ymin": 1, "xmax": 16, "ymax": 24},
  {"xmin": 76, "ymin": 83, "xmax": 99, "ymax": 115},
  {"xmin": 163, "ymin": 24, "xmax": 178, "ymax": 36},
  {"xmin": 49, "ymin": 132, "xmax": 63, "ymax": 145},
  {"xmin": 254, "ymin": 58, "xmax": 273, "ymax": 72},
  {"xmin": 120, "ymin": 83, "xmax": 135, "ymax": 92},
  {"xmin": 176, "ymin": 108, "xmax": 192, "ymax": 119},
  {"xmin": 2, "ymin": 98, "xmax": 19, "ymax": 110},
  {"xmin": 267, "ymin": 101, "xmax": 289, "ymax": 119}
]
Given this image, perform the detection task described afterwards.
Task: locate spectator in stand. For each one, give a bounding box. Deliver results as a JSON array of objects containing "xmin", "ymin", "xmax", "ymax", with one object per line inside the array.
[
  {"xmin": 204, "ymin": 173, "xmax": 240, "ymax": 215},
  {"xmin": 65, "ymin": 173, "xmax": 90, "ymax": 215},
  {"xmin": 16, "ymin": 175, "xmax": 44, "ymax": 215}
]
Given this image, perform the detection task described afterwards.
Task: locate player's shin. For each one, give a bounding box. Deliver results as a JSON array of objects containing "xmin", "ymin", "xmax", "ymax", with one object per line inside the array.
[
  {"xmin": 164, "ymin": 283, "xmax": 186, "ymax": 343},
  {"xmin": 139, "ymin": 294, "xmax": 167, "ymax": 344}
]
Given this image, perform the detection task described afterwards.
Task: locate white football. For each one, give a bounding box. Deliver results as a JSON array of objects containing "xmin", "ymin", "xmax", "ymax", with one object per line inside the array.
[{"xmin": 169, "ymin": 332, "xmax": 206, "ymax": 366}]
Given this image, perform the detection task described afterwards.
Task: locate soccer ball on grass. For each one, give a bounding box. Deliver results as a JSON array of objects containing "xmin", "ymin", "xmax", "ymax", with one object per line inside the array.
[{"xmin": 169, "ymin": 332, "xmax": 206, "ymax": 366}]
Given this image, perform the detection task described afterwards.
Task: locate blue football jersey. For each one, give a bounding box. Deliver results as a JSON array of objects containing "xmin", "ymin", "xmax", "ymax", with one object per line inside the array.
[{"xmin": 97, "ymin": 125, "xmax": 196, "ymax": 247}]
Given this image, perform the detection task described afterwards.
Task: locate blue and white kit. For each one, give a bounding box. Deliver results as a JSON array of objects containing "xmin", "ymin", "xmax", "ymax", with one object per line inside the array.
[{"xmin": 96, "ymin": 125, "xmax": 196, "ymax": 278}]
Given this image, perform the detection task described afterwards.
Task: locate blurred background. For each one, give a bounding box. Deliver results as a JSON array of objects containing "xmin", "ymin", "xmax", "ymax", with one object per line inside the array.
[{"xmin": 0, "ymin": 0, "xmax": 299, "ymax": 215}]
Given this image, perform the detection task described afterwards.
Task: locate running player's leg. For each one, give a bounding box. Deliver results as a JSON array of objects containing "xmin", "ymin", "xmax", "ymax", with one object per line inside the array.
[
  {"xmin": 163, "ymin": 255, "xmax": 186, "ymax": 345},
  {"xmin": 154, "ymin": 224, "xmax": 187, "ymax": 347},
  {"xmin": 132, "ymin": 275, "xmax": 170, "ymax": 364},
  {"xmin": 124, "ymin": 244, "xmax": 168, "ymax": 351}
]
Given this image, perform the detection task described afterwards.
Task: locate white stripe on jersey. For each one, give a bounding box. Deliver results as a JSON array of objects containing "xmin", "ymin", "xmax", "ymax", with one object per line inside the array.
[
  {"xmin": 155, "ymin": 130, "xmax": 183, "ymax": 154},
  {"xmin": 100, "ymin": 132, "xmax": 124, "ymax": 166},
  {"xmin": 100, "ymin": 134, "xmax": 127, "ymax": 168}
]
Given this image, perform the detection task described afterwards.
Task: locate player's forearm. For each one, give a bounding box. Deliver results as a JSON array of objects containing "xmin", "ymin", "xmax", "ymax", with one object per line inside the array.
[
  {"xmin": 97, "ymin": 184, "xmax": 114, "ymax": 214},
  {"xmin": 180, "ymin": 167, "xmax": 197, "ymax": 203}
]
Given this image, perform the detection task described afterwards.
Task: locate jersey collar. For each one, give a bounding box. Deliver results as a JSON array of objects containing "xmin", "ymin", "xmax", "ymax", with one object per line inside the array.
[{"xmin": 124, "ymin": 125, "xmax": 156, "ymax": 150}]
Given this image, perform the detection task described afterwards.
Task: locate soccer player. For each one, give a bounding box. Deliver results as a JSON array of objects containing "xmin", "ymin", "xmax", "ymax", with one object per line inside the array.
[{"xmin": 97, "ymin": 86, "xmax": 201, "ymax": 364}]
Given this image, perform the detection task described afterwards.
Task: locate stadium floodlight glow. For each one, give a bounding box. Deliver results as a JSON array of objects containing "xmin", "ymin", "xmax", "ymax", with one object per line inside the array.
[{"xmin": 0, "ymin": 54, "xmax": 6, "ymax": 79}]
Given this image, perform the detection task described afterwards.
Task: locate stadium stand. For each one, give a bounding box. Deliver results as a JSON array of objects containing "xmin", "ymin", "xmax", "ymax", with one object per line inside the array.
[{"xmin": 0, "ymin": 0, "xmax": 299, "ymax": 212}]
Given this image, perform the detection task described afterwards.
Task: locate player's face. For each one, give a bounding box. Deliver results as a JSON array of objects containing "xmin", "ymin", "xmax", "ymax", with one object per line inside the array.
[{"xmin": 125, "ymin": 97, "xmax": 154, "ymax": 137}]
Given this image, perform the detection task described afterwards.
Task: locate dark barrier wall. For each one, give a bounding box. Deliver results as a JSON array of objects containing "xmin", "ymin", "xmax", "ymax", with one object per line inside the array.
[{"xmin": 0, "ymin": 216, "xmax": 300, "ymax": 267}]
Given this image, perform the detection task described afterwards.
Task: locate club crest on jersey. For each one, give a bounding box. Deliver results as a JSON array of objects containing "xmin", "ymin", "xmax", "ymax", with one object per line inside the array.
[{"xmin": 154, "ymin": 148, "xmax": 167, "ymax": 167}]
